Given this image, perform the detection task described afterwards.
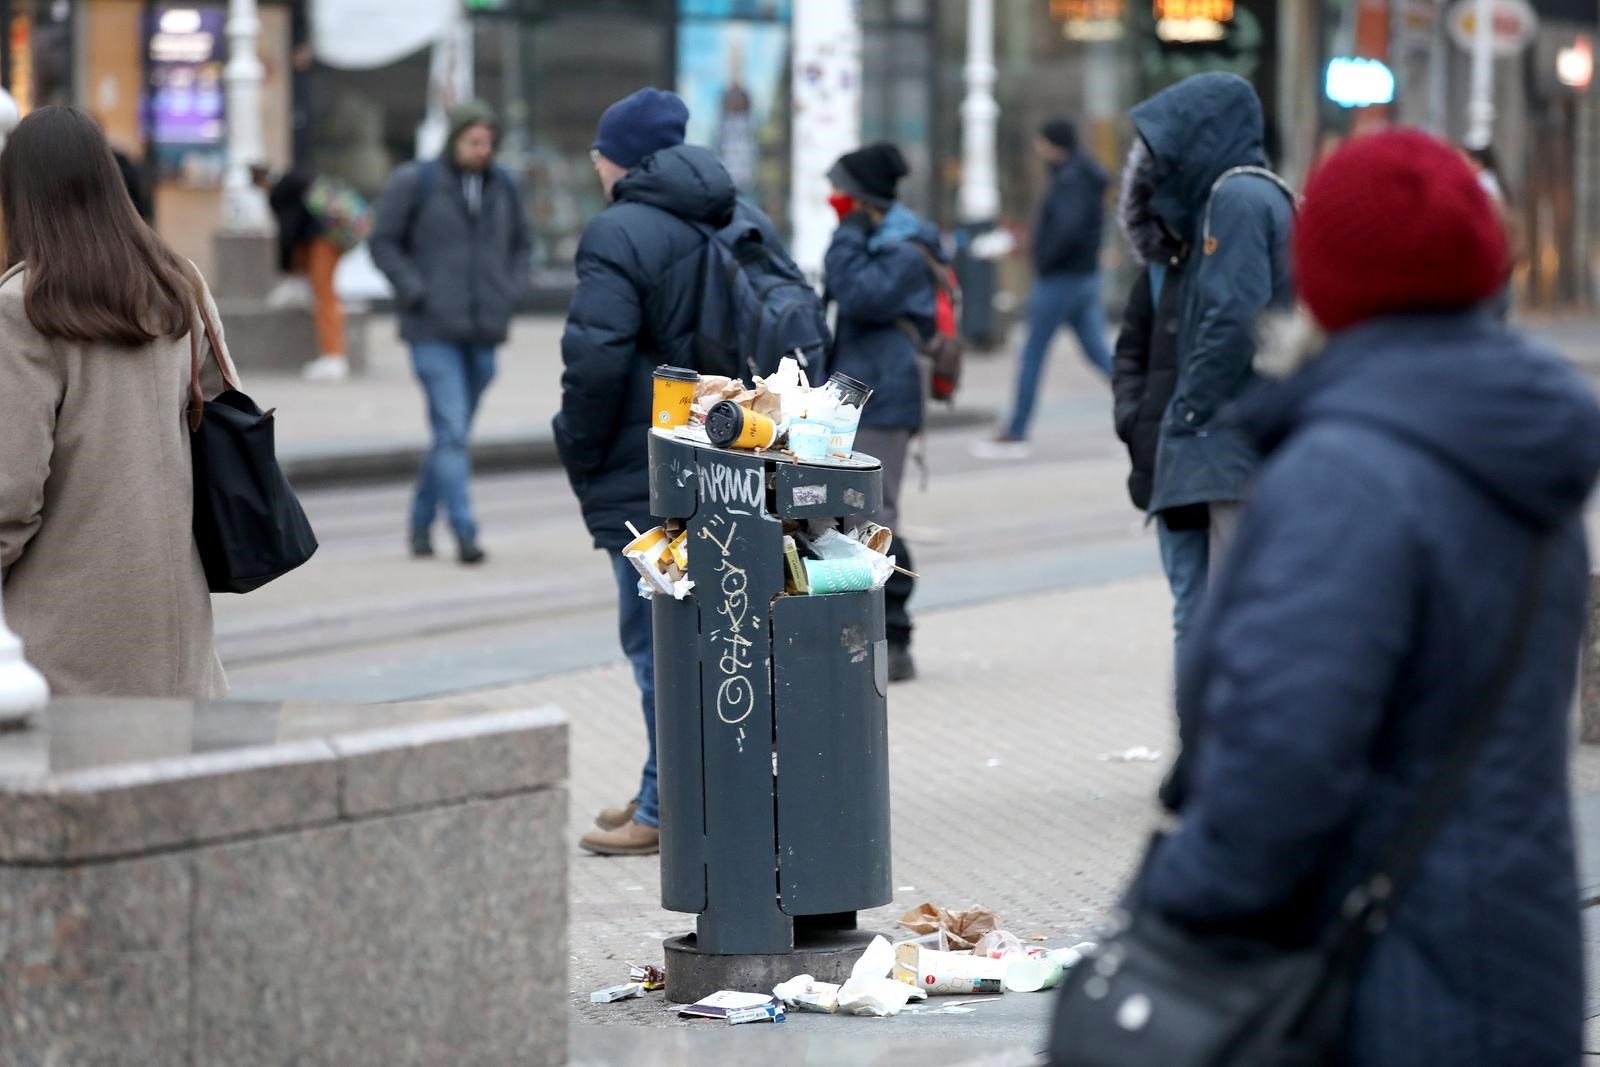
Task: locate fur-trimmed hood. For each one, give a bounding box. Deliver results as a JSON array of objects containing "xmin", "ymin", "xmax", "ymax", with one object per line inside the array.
[{"xmin": 1117, "ymin": 139, "xmax": 1183, "ymax": 267}]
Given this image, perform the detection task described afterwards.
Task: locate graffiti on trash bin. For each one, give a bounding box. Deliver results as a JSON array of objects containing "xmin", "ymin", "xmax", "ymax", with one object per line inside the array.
[
  {"xmin": 700, "ymin": 515, "xmax": 758, "ymax": 728},
  {"xmin": 698, "ymin": 461, "xmax": 764, "ymax": 510}
]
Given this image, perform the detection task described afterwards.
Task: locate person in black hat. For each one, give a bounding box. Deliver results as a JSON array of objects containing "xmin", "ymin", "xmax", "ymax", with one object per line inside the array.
[
  {"xmin": 975, "ymin": 117, "xmax": 1111, "ymax": 460},
  {"xmin": 824, "ymin": 142, "xmax": 943, "ymax": 683}
]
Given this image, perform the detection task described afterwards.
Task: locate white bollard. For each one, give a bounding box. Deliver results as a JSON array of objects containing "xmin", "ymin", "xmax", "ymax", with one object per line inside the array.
[{"xmin": 0, "ymin": 582, "xmax": 48, "ymax": 727}]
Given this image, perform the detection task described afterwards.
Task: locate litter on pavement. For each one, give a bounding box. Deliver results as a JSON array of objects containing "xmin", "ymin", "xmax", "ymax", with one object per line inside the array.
[{"xmin": 678, "ymin": 990, "xmax": 786, "ymax": 1024}]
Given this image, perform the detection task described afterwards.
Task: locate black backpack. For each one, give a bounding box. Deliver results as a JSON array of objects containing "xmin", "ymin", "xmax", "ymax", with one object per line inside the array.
[{"xmin": 692, "ymin": 212, "xmax": 831, "ymax": 383}]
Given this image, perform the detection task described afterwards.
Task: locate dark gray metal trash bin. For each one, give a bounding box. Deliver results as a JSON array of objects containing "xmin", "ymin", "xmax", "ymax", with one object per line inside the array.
[{"xmin": 648, "ymin": 429, "xmax": 894, "ymax": 1003}]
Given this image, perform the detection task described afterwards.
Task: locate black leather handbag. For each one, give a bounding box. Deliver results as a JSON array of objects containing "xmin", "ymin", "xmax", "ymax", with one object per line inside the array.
[
  {"xmin": 1049, "ymin": 544, "xmax": 1549, "ymax": 1067},
  {"xmin": 187, "ymin": 307, "xmax": 318, "ymax": 594}
]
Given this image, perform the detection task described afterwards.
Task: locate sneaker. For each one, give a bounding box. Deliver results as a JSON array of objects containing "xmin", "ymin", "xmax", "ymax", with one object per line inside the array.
[
  {"xmin": 580, "ymin": 818, "xmax": 660, "ymax": 857},
  {"xmin": 302, "ymin": 355, "xmax": 350, "ymax": 382},
  {"xmin": 970, "ymin": 435, "xmax": 1032, "ymax": 461},
  {"xmin": 409, "ymin": 529, "xmax": 434, "ymax": 558},
  {"xmin": 888, "ymin": 644, "xmax": 917, "ymax": 683},
  {"xmin": 457, "ymin": 540, "xmax": 487, "ymax": 566},
  {"xmin": 595, "ymin": 799, "xmax": 640, "ymax": 832}
]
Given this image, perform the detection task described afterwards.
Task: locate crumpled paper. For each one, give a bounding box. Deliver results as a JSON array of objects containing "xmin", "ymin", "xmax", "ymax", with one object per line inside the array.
[
  {"xmin": 772, "ymin": 935, "xmax": 923, "ymax": 1018},
  {"xmin": 897, "ymin": 902, "xmax": 1001, "ymax": 953}
]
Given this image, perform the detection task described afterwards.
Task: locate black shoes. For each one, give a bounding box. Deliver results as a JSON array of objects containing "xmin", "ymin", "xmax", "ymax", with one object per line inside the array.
[
  {"xmin": 411, "ymin": 528, "xmax": 485, "ymax": 566},
  {"xmin": 888, "ymin": 644, "xmax": 917, "ymax": 683}
]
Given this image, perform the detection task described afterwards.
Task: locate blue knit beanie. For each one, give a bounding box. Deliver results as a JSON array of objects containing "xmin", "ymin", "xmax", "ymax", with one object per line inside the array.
[{"xmin": 592, "ymin": 88, "xmax": 689, "ymax": 170}]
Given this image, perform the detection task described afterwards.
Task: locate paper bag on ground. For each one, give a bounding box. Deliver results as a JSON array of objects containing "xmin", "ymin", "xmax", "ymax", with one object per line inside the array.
[{"xmin": 896, "ymin": 901, "xmax": 1001, "ymax": 952}]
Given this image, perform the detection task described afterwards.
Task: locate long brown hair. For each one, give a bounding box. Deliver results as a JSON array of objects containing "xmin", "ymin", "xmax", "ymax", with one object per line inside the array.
[{"xmin": 0, "ymin": 106, "xmax": 201, "ymax": 346}]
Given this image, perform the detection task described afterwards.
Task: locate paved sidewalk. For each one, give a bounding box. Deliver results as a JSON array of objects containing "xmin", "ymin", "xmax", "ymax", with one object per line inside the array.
[{"xmin": 389, "ymin": 573, "xmax": 1600, "ymax": 1064}]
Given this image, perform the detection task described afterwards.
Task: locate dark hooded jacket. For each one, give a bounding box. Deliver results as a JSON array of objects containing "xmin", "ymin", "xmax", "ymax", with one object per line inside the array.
[
  {"xmin": 369, "ymin": 104, "xmax": 532, "ymax": 346},
  {"xmin": 1129, "ymin": 73, "xmax": 1294, "ymax": 513},
  {"xmin": 1033, "ymin": 152, "xmax": 1108, "ymax": 277},
  {"xmin": 823, "ymin": 204, "xmax": 940, "ymax": 432},
  {"xmin": 1146, "ymin": 311, "xmax": 1600, "ymax": 1067},
  {"xmin": 556, "ymin": 145, "xmax": 781, "ymax": 550},
  {"xmin": 1111, "ymin": 140, "xmax": 1187, "ymax": 513}
]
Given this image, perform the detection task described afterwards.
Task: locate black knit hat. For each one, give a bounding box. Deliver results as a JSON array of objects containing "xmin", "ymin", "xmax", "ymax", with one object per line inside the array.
[
  {"xmin": 1040, "ymin": 118, "xmax": 1078, "ymax": 153},
  {"xmin": 827, "ymin": 143, "xmax": 910, "ymax": 209}
]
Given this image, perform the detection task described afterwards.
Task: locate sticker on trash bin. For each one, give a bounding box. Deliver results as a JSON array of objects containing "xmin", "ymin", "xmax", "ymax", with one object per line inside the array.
[
  {"xmin": 791, "ymin": 484, "xmax": 828, "ymax": 507},
  {"xmin": 843, "ymin": 488, "xmax": 866, "ymax": 511}
]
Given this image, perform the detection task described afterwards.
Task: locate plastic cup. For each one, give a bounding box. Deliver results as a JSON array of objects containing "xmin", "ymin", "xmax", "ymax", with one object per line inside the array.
[
  {"xmin": 652, "ymin": 366, "xmax": 699, "ymax": 429},
  {"xmin": 1003, "ymin": 957, "xmax": 1065, "ymax": 993},
  {"xmin": 706, "ymin": 401, "xmax": 779, "ymax": 450},
  {"xmin": 893, "ymin": 944, "xmax": 1008, "ymax": 996}
]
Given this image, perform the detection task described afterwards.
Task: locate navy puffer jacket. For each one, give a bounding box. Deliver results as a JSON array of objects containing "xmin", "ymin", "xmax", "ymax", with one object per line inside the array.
[
  {"xmin": 555, "ymin": 145, "xmax": 780, "ymax": 550},
  {"xmin": 1130, "ymin": 72, "xmax": 1295, "ymax": 513},
  {"xmin": 823, "ymin": 207, "xmax": 940, "ymax": 432},
  {"xmin": 1147, "ymin": 312, "xmax": 1600, "ymax": 1067}
]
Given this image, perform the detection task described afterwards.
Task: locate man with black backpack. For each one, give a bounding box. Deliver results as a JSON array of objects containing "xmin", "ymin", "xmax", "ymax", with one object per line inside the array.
[
  {"xmin": 370, "ymin": 101, "xmax": 531, "ymax": 567},
  {"xmin": 557, "ymin": 88, "xmax": 814, "ymax": 857}
]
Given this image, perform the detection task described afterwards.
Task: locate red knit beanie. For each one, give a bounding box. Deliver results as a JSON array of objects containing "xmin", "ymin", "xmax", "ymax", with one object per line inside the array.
[{"xmin": 1294, "ymin": 129, "xmax": 1509, "ymax": 332}]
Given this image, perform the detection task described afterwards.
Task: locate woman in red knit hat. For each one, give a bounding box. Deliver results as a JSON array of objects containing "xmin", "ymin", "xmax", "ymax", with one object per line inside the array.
[{"xmin": 1129, "ymin": 129, "xmax": 1600, "ymax": 1066}]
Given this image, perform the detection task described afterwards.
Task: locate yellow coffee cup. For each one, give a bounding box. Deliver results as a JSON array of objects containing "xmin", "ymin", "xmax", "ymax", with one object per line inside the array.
[
  {"xmin": 705, "ymin": 401, "xmax": 779, "ymax": 451},
  {"xmin": 653, "ymin": 366, "xmax": 699, "ymax": 429}
]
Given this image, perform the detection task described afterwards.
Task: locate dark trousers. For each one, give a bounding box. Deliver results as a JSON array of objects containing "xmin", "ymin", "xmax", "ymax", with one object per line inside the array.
[{"xmin": 852, "ymin": 426, "xmax": 915, "ymax": 648}]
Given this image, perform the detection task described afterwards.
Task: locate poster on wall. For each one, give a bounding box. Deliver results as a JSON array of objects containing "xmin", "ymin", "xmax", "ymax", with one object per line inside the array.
[
  {"xmin": 789, "ymin": 0, "xmax": 860, "ymax": 277},
  {"xmin": 677, "ymin": 17, "xmax": 791, "ymax": 226},
  {"xmin": 145, "ymin": 5, "xmax": 226, "ymax": 185}
]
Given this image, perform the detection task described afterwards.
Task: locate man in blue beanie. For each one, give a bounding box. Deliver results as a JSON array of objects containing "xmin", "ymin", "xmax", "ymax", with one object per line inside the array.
[{"xmin": 556, "ymin": 88, "xmax": 787, "ymax": 856}]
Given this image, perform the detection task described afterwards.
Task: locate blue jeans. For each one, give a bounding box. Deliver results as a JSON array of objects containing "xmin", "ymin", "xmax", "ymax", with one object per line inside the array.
[
  {"xmin": 409, "ymin": 342, "xmax": 497, "ymax": 542},
  {"xmin": 610, "ymin": 553, "xmax": 659, "ymax": 827},
  {"xmin": 1157, "ymin": 515, "xmax": 1210, "ymax": 664},
  {"xmin": 1006, "ymin": 272, "xmax": 1113, "ymax": 439}
]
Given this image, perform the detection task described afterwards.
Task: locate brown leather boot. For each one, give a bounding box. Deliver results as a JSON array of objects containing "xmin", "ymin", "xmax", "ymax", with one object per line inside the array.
[
  {"xmin": 579, "ymin": 819, "xmax": 660, "ymax": 857},
  {"xmin": 594, "ymin": 799, "xmax": 639, "ymax": 832}
]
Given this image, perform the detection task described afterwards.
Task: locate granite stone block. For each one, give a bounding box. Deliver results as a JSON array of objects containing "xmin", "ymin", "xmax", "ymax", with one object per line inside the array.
[
  {"xmin": 0, "ymin": 854, "xmax": 192, "ymax": 1067},
  {"xmin": 0, "ymin": 740, "xmax": 340, "ymax": 863},
  {"xmin": 330, "ymin": 707, "xmax": 568, "ymax": 817},
  {"xmin": 190, "ymin": 790, "xmax": 569, "ymax": 1067}
]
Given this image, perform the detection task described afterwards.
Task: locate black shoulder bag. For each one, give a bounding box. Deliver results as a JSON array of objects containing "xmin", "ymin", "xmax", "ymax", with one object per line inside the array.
[
  {"xmin": 1049, "ymin": 541, "xmax": 1550, "ymax": 1067},
  {"xmin": 188, "ymin": 306, "xmax": 318, "ymax": 593}
]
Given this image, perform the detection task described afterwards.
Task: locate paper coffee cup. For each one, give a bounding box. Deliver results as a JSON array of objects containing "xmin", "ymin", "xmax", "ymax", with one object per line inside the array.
[
  {"xmin": 804, "ymin": 558, "xmax": 875, "ymax": 595},
  {"xmin": 1003, "ymin": 957, "xmax": 1064, "ymax": 993},
  {"xmin": 787, "ymin": 420, "xmax": 830, "ymax": 460},
  {"xmin": 706, "ymin": 401, "xmax": 779, "ymax": 451},
  {"xmin": 893, "ymin": 944, "xmax": 1007, "ymax": 996},
  {"xmin": 850, "ymin": 522, "xmax": 893, "ymax": 554},
  {"xmin": 652, "ymin": 366, "xmax": 698, "ymax": 429}
]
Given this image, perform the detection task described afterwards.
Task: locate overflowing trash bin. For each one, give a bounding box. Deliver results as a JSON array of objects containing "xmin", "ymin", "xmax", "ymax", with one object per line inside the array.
[{"xmin": 634, "ymin": 360, "xmax": 896, "ymax": 1002}]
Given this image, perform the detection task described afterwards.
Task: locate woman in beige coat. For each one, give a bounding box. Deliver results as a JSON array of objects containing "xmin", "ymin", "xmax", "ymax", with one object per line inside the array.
[{"xmin": 0, "ymin": 106, "xmax": 233, "ymax": 698}]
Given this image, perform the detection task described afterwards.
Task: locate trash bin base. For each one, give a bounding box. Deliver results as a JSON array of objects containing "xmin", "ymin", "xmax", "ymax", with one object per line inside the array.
[{"xmin": 662, "ymin": 929, "xmax": 883, "ymax": 1004}]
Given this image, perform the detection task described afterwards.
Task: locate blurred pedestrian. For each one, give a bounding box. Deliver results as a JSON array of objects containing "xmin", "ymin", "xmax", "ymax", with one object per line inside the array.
[
  {"xmin": 1134, "ymin": 130, "xmax": 1597, "ymax": 1067},
  {"xmin": 976, "ymin": 118, "xmax": 1110, "ymax": 460},
  {"xmin": 1130, "ymin": 73, "xmax": 1294, "ymax": 597},
  {"xmin": 558, "ymin": 88, "xmax": 789, "ymax": 856},
  {"xmin": 257, "ymin": 166, "xmax": 370, "ymax": 382},
  {"xmin": 370, "ymin": 101, "xmax": 531, "ymax": 565},
  {"xmin": 0, "ymin": 87, "xmax": 17, "ymax": 151},
  {"xmin": 823, "ymin": 142, "xmax": 941, "ymax": 683},
  {"xmin": 1108, "ymin": 138, "xmax": 1206, "ymax": 659},
  {"xmin": 0, "ymin": 106, "xmax": 234, "ymax": 698}
]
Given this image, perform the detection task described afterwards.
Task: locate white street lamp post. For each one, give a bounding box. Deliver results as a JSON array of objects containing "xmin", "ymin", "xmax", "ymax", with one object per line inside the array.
[
  {"xmin": 221, "ymin": 0, "xmax": 272, "ymax": 234},
  {"xmin": 959, "ymin": 0, "xmax": 1000, "ymax": 225},
  {"xmin": 1467, "ymin": 0, "xmax": 1496, "ymax": 148},
  {"xmin": 0, "ymin": 584, "xmax": 48, "ymax": 728}
]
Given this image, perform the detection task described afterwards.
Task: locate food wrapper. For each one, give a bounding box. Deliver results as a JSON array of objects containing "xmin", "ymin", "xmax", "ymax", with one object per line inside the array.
[
  {"xmin": 833, "ymin": 935, "xmax": 923, "ymax": 1017},
  {"xmin": 628, "ymin": 964, "xmax": 666, "ymax": 992},
  {"xmin": 896, "ymin": 902, "xmax": 1001, "ymax": 953},
  {"xmin": 623, "ymin": 524, "xmax": 694, "ymax": 601}
]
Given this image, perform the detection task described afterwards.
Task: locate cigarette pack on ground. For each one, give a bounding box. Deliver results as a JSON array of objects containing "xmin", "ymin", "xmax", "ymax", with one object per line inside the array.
[
  {"xmin": 678, "ymin": 990, "xmax": 786, "ymax": 1024},
  {"xmin": 894, "ymin": 943, "xmax": 1008, "ymax": 996},
  {"xmin": 589, "ymin": 982, "xmax": 644, "ymax": 1003}
]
